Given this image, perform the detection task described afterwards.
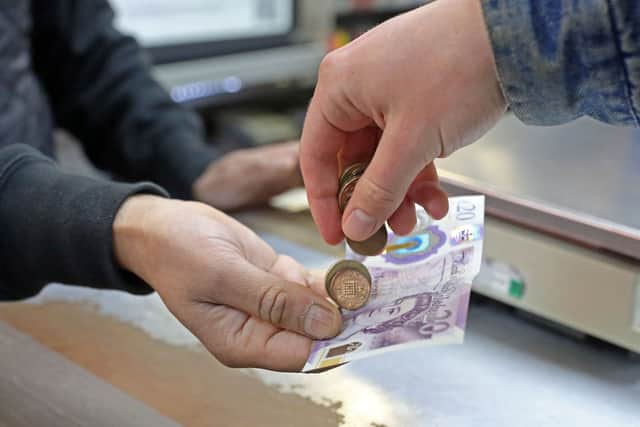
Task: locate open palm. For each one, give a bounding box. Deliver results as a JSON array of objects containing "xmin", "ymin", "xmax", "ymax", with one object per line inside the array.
[{"xmin": 120, "ymin": 199, "xmax": 341, "ymax": 371}]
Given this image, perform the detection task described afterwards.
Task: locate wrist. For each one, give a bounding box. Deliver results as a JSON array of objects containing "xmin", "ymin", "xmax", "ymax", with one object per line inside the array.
[{"xmin": 113, "ymin": 194, "xmax": 169, "ymax": 281}]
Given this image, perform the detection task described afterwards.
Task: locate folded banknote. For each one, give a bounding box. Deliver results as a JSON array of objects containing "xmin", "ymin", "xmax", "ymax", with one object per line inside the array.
[{"xmin": 303, "ymin": 196, "xmax": 485, "ymax": 372}]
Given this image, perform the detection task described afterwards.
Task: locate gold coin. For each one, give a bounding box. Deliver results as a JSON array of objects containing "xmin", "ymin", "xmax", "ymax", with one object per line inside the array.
[
  {"xmin": 346, "ymin": 226, "xmax": 388, "ymax": 257},
  {"xmin": 326, "ymin": 259, "xmax": 370, "ymax": 286},
  {"xmin": 338, "ymin": 175, "xmax": 359, "ymax": 212},
  {"xmin": 325, "ymin": 260, "xmax": 372, "ymax": 310},
  {"xmin": 329, "ymin": 268, "xmax": 371, "ymax": 310},
  {"xmin": 339, "ymin": 162, "xmax": 367, "ymax": 189},
  {"xmin": 337, "ymin": 161, "xmax": 388, "ymax": 256}
]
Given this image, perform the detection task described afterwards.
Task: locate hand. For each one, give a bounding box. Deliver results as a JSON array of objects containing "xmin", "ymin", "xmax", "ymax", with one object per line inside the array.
[
  {"xmin": 113, "ymin": 195, "xmax": 342, "ymax": 371},
  {"xmin": 300, "ymin": 0, "xmax": 506, "ymax": 245},
  {"xmin": 193, "ymin": 141, "xmax": 303, "ymax": 211}
]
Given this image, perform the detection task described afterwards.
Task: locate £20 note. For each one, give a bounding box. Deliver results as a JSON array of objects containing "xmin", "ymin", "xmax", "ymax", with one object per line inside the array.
[{"xmin": 303, "ymin": 196, "xmax": 485, "ymax": 372}]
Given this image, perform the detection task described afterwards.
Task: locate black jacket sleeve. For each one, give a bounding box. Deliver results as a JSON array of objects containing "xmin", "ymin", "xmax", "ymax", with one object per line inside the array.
[
  {"xmin": 30, "ymin": 0, "xmax": 221, "ymax": 199},
  {"xmin": 0, "ymin": 144, "xmax": 168, "ymax": 301}
]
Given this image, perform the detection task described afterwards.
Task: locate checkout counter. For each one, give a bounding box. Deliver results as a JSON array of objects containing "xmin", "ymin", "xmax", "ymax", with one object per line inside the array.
[{"xmin": 439, "ymin": 115, "xmax": 640, "ymax": 355}]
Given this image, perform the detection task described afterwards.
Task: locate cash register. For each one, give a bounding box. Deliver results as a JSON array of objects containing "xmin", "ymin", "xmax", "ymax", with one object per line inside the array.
[{"xmin": 110, "ymin": 0, "xmax": 332, "ymax": 108}]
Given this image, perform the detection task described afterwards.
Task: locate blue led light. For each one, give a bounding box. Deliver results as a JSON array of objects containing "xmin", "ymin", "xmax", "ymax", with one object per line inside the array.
[
  {"xmin": 223, "ymin": 76, "xmax": 243, "ymax": 93},
  {"xmin": 170, "ymin": 76, "xmax": 244, "ymax": 103}
]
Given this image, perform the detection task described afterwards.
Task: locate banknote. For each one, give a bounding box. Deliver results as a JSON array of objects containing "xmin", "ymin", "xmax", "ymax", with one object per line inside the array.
[{"xmin": 303, "ymin": 196, "xmax": 485, "ymax": 372}]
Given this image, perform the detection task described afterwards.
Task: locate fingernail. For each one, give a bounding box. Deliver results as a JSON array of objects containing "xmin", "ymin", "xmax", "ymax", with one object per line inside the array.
[
  {"xmin": 344, "ymin": 209, "xmax": 377, "ymax": 241},
  {"xmin": 304, "ymin": 304, "xmax": 338, "ymax": 339}
]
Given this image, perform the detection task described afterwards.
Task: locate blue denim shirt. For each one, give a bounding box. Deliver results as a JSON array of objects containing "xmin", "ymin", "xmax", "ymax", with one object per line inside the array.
[{"xmin": 482, "ymin": 0, "xmax": 640, "ymax": 127}]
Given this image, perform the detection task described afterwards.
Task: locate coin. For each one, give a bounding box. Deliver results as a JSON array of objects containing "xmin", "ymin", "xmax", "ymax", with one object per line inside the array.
[
  {"xmin": 338, "ymin": 175, "xmax": 359, "ymax": 212},
  {"xmin": 325, "ymin": 259, "xmax": 369, "ymax": 287},
  {"xmin": 339, "ymin": 162, "xmax": 367, "ymax": 189},
  {"xmin": 346, "ymin": 226, "xmax": 388, "ymax": 256},
  {"xmin": 325, "ymin": 260, "xmax": 372, "ymax": 310},
  {"xmin": 337, "ymin": 162, "xmax": 388, "ymax": 256}
]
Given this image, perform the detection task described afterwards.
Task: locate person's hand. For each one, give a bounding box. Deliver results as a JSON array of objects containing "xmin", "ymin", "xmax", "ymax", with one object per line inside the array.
[
  {"xmin": 113, "ymin": 195, "xmax": 341, "ymax": 371},
  {"xmin": 193, "ymin": 141, "xmax": 303, "ymax": 211},
  {"xmin": 300, "ymin": 0, "xmax": 506, "ymax": 245}
]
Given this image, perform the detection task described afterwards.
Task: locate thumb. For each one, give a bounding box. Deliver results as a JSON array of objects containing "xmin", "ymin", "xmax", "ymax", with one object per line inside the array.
[
  {"xmin": 219, "ymin": 260, "xmax": 342, "ymax": 340},
  {"xmin": 342, "ymin": 120, "xmax": 439, "ymax": 241}
]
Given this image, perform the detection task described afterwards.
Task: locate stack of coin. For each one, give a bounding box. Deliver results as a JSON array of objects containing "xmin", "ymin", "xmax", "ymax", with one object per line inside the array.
[
  {"xmin": 325, "ymin": 260, "xmax": 372, "ymax": 311},
  {"xmin": 338, "ymin": 163, "xmax": 388, "ymax": 256}
]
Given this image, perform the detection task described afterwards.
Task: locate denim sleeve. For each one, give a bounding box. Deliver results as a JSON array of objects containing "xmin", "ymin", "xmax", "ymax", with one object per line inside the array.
[{"xmin": 481, "ymin": 0, "xmax": 640, "ymax": 127}]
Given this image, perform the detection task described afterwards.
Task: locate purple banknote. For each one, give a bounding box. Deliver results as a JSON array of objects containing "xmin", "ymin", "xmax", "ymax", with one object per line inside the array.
[{"xmin": 304, "ymin": 196, "xmax": 485, "ymax": 372}]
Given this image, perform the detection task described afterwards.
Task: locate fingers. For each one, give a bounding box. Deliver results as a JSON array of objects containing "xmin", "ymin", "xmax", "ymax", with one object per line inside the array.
[
  {"xmin": 189, "ymin": 304, "xmax": 314, "ymax": 371},
  {"xmin": 386, "ymin": 166, "xmax": 449, "ymax": 235},
  {"xmin": 269, "ymin": 254, "xmax": 308, "ymax": 284},
  {"xmin": 264, "ymin": 150, "xmax": 304, "ymax": 191},
  {"xmin": 270, "ymin": 255, "xmax": 330, "ymax": 298},
  {"xmin": 408, "ymin": 181, "xmax": 449, "ymax": 220},
  {"xmin": 269, "ymin": 140, "xmax": 300, "ymax": 151},
  {"xmin": 299, "ymin": 99, "xmax": 346, "ymax": 245},
  {"xmin": 387, "ymin": 164, "xmax": 449, "ymax": 234},
  {"xmin": 337, "ymin": 126, "xmax": 379, "ymax": 170},
  {"xmin": 260, "ymin": 328, "xmax": 314, "ymax": 371},
  {"xmin": 226, "ymin": 328, "xmax": 313, "ymax": 372},
  {"xmin": 279, "ymin": 143, "xmax": 305, "ymax": 188},
  {"xmin": 406, "ymin": 163, "xmax": 448, "ymax": 219},
  {"xmin": 217, "ymin": 259, "xmax": 342, "ymax": 340},
  {"xmin": 189, "ymin": 252, "xmax": 333, "ymax": 372},
  {"xmin": 387, "ymin": 196, "xmax": 417, "ymax": 236},
  {"xmin": 304, "ymin": 269, "xmax": 330, "ymax": 297},
  {"xmin": 342, "ymin": 121, "xmax": 440, "ymax": 241},
  {"xmin": 256, "ymin": 141, "xmax": 303, "ymax": 188}
]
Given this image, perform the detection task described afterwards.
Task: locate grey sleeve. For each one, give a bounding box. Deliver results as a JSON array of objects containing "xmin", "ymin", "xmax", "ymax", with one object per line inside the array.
[
  {"xmin": 31, "ymin": 0, "xmax": 221, "ymax": 199},
  {"xmin": 482, "ymin": 0, "xmax": 640, "ymax": 126},
  {"xmin": 0, "ymin": 144, "xmax": 168, "ymax": 301}
]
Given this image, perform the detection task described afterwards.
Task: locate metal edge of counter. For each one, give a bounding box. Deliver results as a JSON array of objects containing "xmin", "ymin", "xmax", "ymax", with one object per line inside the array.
[{"xmin": 439, "ymin": 169, "xmax": 640, "ymax": 262}]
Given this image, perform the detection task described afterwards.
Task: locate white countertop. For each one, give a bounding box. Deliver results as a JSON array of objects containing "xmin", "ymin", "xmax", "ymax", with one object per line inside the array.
[{"xmin": 31, "ymin": 234, "xmax": 640, "ymax": 426}]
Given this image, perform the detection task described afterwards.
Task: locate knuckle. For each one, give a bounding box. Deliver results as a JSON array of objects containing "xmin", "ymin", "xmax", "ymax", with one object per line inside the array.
[
  {"xmin": 258, "ymin": 286, "xmax": 288, "ymax": 325},
  {"xmin": 319, "ymin": 51, "xmax": 340, "ymax": 79}
]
